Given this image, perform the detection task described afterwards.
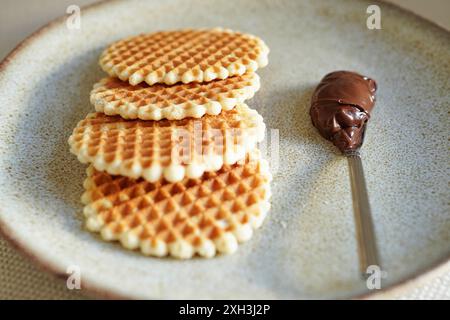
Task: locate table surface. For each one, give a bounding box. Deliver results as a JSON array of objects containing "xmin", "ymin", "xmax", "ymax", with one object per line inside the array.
[{"xmin": 0, "ymin": 0, "xmax": 449, "ymax": 300}]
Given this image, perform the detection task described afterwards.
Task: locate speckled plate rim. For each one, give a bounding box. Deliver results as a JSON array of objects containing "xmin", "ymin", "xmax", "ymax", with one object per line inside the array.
[{"xmin": 0, "ymin": 0, "xmax": 449, "ymax": 300}]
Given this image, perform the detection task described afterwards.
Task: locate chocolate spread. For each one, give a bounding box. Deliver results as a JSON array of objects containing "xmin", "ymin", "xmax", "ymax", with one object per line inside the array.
[{"xmin": 310, "ymin": 71, "xmax": 377, "ymax": 153}]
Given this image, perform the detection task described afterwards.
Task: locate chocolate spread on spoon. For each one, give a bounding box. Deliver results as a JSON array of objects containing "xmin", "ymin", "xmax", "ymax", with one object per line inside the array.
[{"xmin": 310, "ymin": 71, "xmax": 377, "ymax": 153}]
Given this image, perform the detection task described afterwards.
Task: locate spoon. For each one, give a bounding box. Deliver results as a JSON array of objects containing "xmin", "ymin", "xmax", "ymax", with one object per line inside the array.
[
  {"xmin": 344, "ymin": 147, "xmax": 380, "ymax": 276},
  {"xmin": 310, "ymin": 70, "xmax": 381, "ymax": 277}
]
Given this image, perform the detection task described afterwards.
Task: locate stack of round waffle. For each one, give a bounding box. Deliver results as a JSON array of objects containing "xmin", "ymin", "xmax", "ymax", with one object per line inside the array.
[{"xmin": 69, "ymin": 28, "xmax": 271, "ymax": 259}]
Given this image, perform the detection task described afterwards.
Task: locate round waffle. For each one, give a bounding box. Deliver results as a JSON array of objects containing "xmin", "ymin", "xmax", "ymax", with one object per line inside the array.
[
  {"xmin": 68, "ymin": 103, "xmax": 265, "ymax": 183},
  {"xmin": 90, "ymin": 72, "xmax": 260, "ymax": 121},
  {"xmin": 99, "ymin": 28, "xmax": 269, "ymax": 86},
  {"xmin": 81, "ymin": 151, "xmax": 272, "ymax": 259}
]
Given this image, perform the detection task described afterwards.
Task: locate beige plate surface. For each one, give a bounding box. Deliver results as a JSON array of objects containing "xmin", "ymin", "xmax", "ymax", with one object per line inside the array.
[{"xmin": 0, "ymin": 0, "xmax": 449, "ymax": 299}]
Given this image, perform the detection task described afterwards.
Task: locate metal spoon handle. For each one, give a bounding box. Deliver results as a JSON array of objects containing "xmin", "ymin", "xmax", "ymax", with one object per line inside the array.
[{"xmin": 346, "ymin": 151, "xmax": 380, "ymax": 276}]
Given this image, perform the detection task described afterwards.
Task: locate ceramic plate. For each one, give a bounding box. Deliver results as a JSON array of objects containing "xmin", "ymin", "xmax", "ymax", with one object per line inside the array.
[{"xmin": 0, "ymin": 0, "xmax": 449, "ymax": 299}]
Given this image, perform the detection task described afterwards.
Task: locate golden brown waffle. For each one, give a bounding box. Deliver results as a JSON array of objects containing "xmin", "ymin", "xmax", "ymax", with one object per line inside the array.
[
  {"xmin": 99, "ymin": 28, "xmax": 269, "ymax": 86},
  {"xmin": 68, "ymin": 103, "xmax": 265, "ymax": 183},
  {"xmin": 81, "ymin": 151, "xmax": 272, "ymax": 258},
  {"xmin": 90, "ymin": 73, "xmax": 260, "ymax": 121}
]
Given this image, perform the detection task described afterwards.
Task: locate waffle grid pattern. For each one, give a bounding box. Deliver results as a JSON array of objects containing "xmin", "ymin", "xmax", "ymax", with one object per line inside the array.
[
  {"xmin": 68, "ymin": 104, "xmax": 265, "ymax": 183},
  {"xmin": 99, "ymin": 28, "xmax": 269, "ymax": 86},
  {"xmin": 82, "ymin": 153, "xmax": 272, "ymax": 259},
  {"xmin": 90, "ymin": 72, "xmax": 260, "ymax": 121}
]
